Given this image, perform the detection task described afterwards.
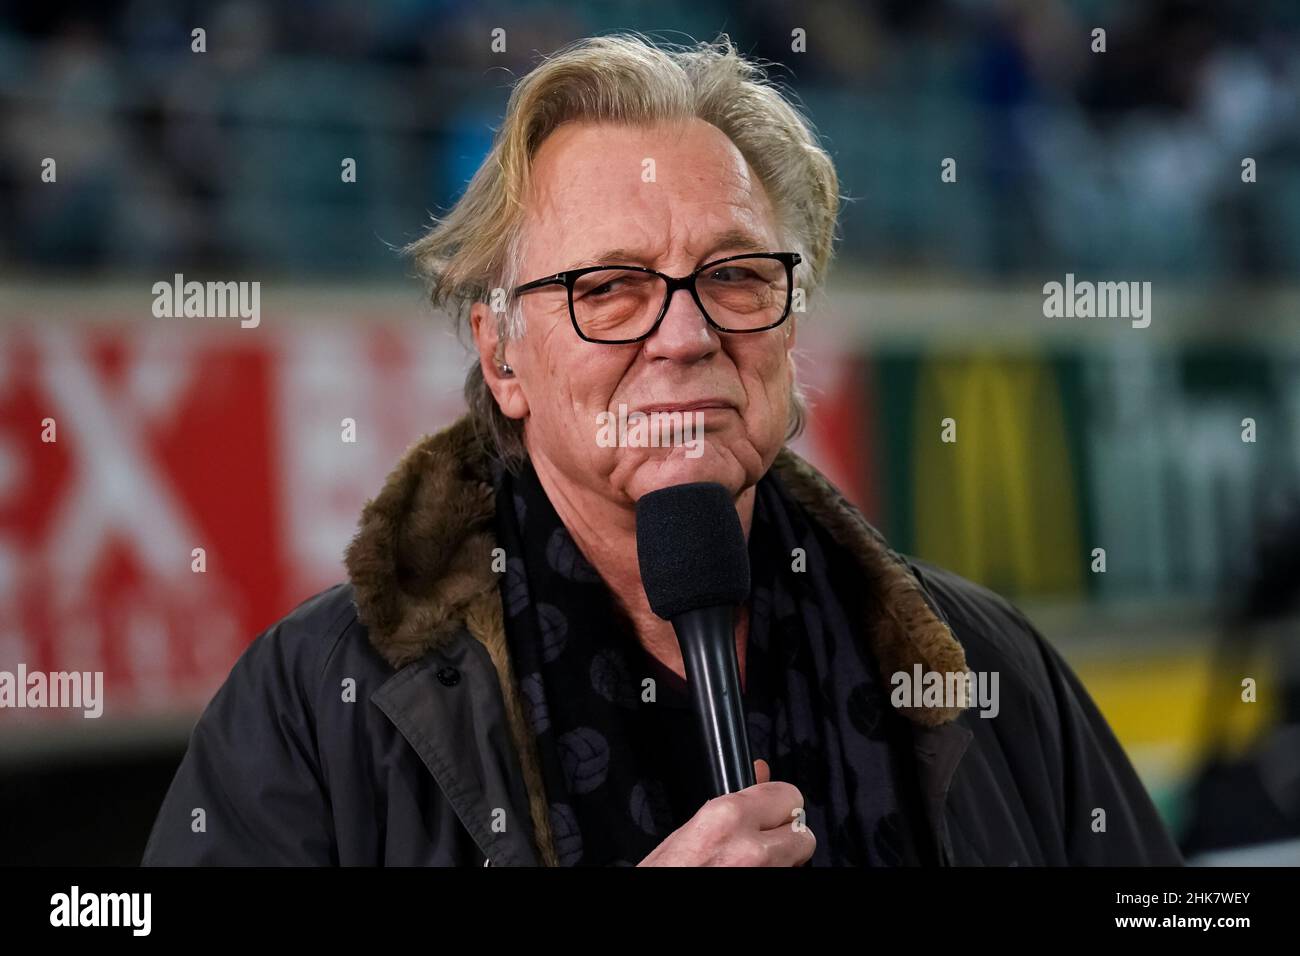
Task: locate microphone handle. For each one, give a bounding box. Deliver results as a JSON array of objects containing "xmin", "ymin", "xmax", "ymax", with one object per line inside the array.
[{"xmin": 671, "ymin": 605, "xmax": 755, "ymax": 796}]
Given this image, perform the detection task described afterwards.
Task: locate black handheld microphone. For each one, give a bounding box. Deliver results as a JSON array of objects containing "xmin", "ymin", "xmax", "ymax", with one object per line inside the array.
[{"xmin": 635, "ymin": 481, "xmax": 754, "ymax": 796}]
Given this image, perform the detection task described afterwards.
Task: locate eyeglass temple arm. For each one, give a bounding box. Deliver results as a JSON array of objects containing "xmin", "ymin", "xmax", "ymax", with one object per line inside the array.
[{"xmin": 512, "ymin": 274, "xmax": 567, "ymax": 295}]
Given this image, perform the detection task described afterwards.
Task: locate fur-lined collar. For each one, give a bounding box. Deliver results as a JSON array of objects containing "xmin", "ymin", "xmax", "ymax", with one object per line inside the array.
[{"xmin": 344, "ymin": 414, "xmax": 968, "ymax": 727}]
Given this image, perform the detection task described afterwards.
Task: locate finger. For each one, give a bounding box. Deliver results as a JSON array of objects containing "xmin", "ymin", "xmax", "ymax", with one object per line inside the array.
[
  {"xmin": 735, "ymin": 780, "xmax": 805, "ymax": 830},
  {"xmin": 755, "ymin": 819, "xmax": 817, "ymax": 867},
  {"xmin": 754, "ymin": 758, "xmax": 770, "ymax": 785}
]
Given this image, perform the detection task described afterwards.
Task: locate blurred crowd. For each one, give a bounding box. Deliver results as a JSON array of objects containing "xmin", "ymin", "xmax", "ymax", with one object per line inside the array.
[{"xmin": 1, "ymin": 0, "xmax": 1297, "ymax": 280}]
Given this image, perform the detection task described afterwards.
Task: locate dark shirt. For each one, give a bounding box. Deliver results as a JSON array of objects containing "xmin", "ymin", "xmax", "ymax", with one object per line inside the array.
[{"xmin": 621, "ymin": 640, "xmax": 719, "ymax": 831}]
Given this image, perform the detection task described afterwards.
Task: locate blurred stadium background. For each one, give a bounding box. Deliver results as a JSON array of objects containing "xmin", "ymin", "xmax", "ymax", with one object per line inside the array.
[{"xmin": 2, "ymin": 0, "xmax": 1299, "ymax": 864}]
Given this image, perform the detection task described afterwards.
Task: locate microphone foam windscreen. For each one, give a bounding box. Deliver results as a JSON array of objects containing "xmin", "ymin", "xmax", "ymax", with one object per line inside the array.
[{"xmin": 635, "ymin": 481, "xmax": 751, "ymax": 620}]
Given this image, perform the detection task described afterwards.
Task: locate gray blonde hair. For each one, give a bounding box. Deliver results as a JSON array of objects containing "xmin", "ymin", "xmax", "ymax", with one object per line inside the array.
[{"xmin": 405, "ymin": 32, "xmax": 841, "ymax": 470}]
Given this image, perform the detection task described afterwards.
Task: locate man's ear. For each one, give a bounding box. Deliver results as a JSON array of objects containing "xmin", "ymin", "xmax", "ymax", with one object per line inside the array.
[{"xmin": 471, "ymin": 302, "xmax": 529, "ymax": 420}]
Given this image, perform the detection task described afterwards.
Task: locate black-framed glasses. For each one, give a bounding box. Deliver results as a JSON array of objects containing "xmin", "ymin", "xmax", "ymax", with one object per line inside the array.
[{"xmin": 511, "ymin": 251, "xmax": 802, "ymax": 345}]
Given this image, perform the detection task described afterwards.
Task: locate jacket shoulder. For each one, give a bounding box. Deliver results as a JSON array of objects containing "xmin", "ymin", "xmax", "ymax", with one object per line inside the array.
[
  {"xmin": 901, "ymin": 559, "xmax": 1183, "ymax": 864},
  {"xmin": 903, "ymin": 558, "xmax": 1042, "ymax": 654},
  {"xmin": 900, "ymin": 557, "xmax": 1057, "ymax": 697},
  {"xmin": 227, "ymin": 582, "xmax": 392, "ymax": 716},
  {"xmin": 141, "ymin": 583, "xmax": 364, "ymax": 865},
  {"xmin": 271, "ymin": 580, "xmax": 389, "ymax": 659},
  {"xmin": 269, "ymin": 582, "xmax": 364, "ymax": 662}
]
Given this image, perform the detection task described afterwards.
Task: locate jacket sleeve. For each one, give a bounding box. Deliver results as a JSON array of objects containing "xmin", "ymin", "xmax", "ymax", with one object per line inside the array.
[
  {"xmin": 1028, "ymin": 623, "xmax": 1184, "ymax": 865},
  {"xmin": 141, "ymin": 616, "xmax": 337, "ymax": 865}
]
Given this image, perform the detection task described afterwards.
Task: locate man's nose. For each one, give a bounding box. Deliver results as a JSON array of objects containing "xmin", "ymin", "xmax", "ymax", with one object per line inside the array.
[{"xmin": 642, "ymin": 285, "xmax": 719, "ymax": 362}]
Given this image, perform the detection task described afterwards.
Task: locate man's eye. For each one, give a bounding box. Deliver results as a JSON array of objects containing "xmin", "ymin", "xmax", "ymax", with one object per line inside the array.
[
  {"xmin": 710, "ymin": 267, "xmax": 758, "ymax": 282},
  {"xmin": 578, "ymin": 274, "xmax": 641, "ymax": 299}
]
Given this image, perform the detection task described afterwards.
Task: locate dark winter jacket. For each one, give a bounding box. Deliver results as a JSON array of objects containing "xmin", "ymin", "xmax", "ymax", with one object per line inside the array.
[{"xmin": 141, "ymin": 414, "xmax": 1183, "ymax": 866}]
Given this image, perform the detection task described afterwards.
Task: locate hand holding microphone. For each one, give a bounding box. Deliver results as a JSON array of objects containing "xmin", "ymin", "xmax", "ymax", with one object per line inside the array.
[
  {"xmin": 636, "ymin": 758, "xmax": 816, "ymax": 867},
  {"xmin": 634, "ymin": 482, "xmax": 814, "ymax": 866}
]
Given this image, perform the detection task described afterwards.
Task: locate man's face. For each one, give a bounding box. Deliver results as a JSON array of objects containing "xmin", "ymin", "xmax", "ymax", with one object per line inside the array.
[{"xmin": 487, "ymin": 117, "xmax": 797, "ymax": 506}]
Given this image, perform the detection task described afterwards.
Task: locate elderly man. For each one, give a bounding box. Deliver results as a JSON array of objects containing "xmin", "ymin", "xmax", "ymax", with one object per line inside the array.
[{"xmin": 142, "ymin": 33, "xmax": 1181, "ymax": 867}]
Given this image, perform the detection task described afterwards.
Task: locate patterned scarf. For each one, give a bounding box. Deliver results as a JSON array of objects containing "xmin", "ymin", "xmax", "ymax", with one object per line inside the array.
[{"xmin": 492, "ymin": 458, "xmax": 928, "ymax": 866}]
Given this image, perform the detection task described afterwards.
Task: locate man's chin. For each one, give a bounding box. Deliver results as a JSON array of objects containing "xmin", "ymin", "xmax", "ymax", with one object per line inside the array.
[{"xmin": 618, "ymin": 443, "xmax": 752, "ymax": 502}]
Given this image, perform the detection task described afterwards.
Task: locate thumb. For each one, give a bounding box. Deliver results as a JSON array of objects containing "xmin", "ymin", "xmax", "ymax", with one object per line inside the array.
[{"xmin": 753, "ymin": 758, "xmax": 771, "ymax": 785}]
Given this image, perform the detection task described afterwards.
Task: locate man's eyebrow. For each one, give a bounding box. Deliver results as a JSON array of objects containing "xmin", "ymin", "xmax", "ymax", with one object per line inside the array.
[
  {"xmin": 567, "ymin": 230, "xmax": 770, "ymax": 270},
  {"xmin": 698, "ymin": 229, "xmax": 770, "ymax": 259},
  {"xmin": 570, "ymin": 248, "xmax": 641, "ymax": 269}
]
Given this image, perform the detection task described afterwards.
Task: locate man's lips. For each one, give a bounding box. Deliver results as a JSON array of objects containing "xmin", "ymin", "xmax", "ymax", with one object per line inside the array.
[{"xmin": 635, "ymin": 400, "xmax": 736, "ymax": 414}]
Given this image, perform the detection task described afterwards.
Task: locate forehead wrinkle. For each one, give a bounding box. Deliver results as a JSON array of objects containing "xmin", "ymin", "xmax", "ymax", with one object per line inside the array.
[
  {"xmin": 527, "ymin": 123, "xmax": 779, "ymax": 275},
  {"xmin": 571, "ymin": 214, "xmax": 775, "ymax": 271}
]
